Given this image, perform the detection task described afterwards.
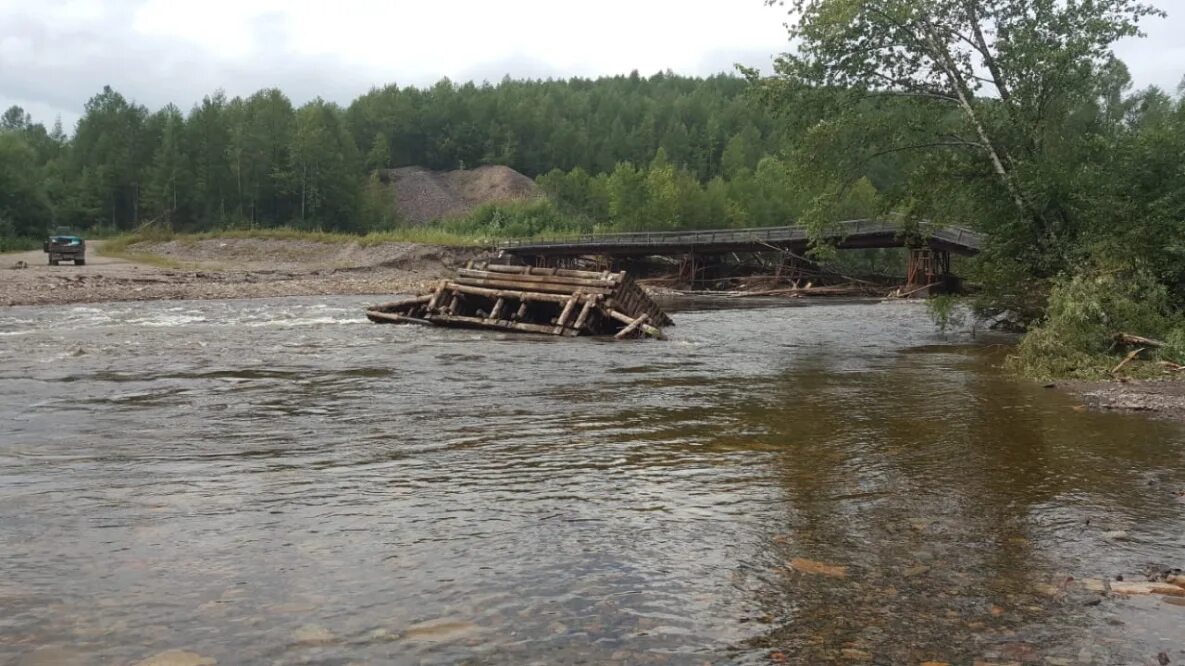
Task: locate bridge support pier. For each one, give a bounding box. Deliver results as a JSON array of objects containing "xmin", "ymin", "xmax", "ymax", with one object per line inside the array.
[
  {"xmin": 905, "ymin": 248, "xmax": 953, "ymax": 296},
  {"xmin": 678, "ymin": 253, "xmax": 725, "ymax": 288}
]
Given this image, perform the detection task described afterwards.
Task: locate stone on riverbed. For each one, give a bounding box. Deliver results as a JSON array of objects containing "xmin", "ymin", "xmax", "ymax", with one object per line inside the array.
[
  {"xmin": 291, "ymin": 624, "xmax": 337, "ymax": 646},
  {"xmin": 401, "ymin": 619, "xmax": 480, "ymax": 642},
  {"xmin": 132, "ymin": 650, "xmax": 216, "ymax": 666},
  {"xmin": 1109, "ymin": 581, "xmax": 1185, "ymax": 597},
  {"xmin": 788, "ymin": 558, "xmax": 848, "ymax": 578}
]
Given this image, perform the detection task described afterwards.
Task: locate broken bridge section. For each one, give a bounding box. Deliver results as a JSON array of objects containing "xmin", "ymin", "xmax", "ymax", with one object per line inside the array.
[{"xmin": 499, "ymin": 219, "xmax": 985, "ymax": 294}]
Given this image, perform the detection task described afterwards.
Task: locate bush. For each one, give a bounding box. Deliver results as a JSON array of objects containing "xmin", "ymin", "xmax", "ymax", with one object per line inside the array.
[
  {"xmin": 1009, "ymin": 270, "xmax": 1183, "ymax": 378},
  {"xmin": 439, "ymin": 199, "xmax": 593, "ymax": 238}
]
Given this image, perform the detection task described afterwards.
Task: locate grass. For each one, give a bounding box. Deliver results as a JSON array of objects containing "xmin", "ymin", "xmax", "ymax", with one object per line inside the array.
[{"xmin": 0, "ymin": 235, "xmax": 41, "ymax": 253}]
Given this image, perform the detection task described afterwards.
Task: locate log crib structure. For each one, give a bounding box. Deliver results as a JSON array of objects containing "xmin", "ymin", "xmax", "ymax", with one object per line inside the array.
[{"xmin": 366, "ymin": 264, "xmax": 672, "ymax": 339}]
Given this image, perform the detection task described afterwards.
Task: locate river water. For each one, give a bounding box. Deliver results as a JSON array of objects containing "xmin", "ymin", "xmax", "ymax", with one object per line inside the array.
[{"xmin": 1, "ymin": 297, "xmax": 1183, "ymax": 665}]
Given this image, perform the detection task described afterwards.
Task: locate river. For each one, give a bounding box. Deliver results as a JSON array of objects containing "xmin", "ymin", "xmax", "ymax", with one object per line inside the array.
[{"xmin": 1, "ymin": 297, "xmax": 1182, "ymax": 665}]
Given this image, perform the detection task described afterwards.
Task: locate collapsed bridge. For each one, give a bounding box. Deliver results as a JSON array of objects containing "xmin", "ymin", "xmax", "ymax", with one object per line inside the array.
[{"xmin": 499, "ymin": 219, "xmax": 985, "ymax": 293}]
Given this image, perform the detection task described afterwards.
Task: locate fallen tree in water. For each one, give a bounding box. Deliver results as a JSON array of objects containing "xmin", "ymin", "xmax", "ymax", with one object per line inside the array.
[{"xmin": 366, "ymin": 264, "xmax": 671, "ymax": 339}]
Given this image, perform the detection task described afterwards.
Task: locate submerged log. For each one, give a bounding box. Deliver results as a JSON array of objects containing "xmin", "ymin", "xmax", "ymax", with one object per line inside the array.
[
  {"xmin": 366, "ymin": 265, "xmax": 670, "ymax": 339},
  {"xmin": 614, "ymin": 313, "xmax": 650, "ymax": 340}
]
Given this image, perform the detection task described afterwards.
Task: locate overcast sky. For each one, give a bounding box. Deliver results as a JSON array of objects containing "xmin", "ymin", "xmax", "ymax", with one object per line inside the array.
[{"xmin": 1, "ymin": 0, "xmax": 1181, "ymax": 130}]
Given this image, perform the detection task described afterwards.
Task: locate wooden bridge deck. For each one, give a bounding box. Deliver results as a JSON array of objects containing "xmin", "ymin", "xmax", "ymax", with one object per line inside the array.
[{"xmin": 500, "ymin": 219, "xmax": 984, "ymax": 258}]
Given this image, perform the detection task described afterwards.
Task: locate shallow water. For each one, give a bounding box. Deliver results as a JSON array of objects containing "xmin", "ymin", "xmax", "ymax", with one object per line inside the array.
[{"xmin": 1, "ymin": 297, "xmax": 1183, "ymax": 665}]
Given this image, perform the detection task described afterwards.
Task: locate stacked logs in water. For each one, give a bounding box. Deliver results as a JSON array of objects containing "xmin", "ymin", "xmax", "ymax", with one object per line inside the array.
[{"xmin": 366, "ymin": 264, "xmax": 671, "ymax": 339}]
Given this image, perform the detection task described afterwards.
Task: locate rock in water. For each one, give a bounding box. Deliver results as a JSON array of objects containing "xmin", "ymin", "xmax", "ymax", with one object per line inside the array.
[
  {"xmin": 788, "ymin": 558, "xmax": 848, "ymax": 578},
  {"xmin": 1110, "ymin": 581, "xmax": 1185, "ymax": 596},
  {"xmin": 132, "ymin": 650, "xmax": 217, "ymax": 666},
  {"xmin": 291, "ymin": 624, "xmax": 337, "ymax": 646}
]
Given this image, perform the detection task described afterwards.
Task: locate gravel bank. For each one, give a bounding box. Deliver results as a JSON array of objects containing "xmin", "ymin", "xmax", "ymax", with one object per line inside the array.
[
  {"xmin": 1, "ymin": 239, "xmax": 488, "ymax": 307},
  {"xmin": 1062, "ymin": 379, "xmax": 1185, "ymax": 424}
]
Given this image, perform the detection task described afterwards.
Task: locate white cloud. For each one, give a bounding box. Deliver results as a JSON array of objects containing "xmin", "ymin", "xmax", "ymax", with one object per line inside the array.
[{"xmin": 0, "ymin": 0, "xmax": 1180, "ymax": 130}]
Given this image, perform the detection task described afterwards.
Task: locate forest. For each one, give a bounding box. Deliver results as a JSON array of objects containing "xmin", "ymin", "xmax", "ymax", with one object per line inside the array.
[
  {"xmin": 2, "ymin": 0, "xmax": 1184, "ymax": 375},
  {"xmin": 0, "ymin": 73, "xmax": 807, "ymax": 242}
]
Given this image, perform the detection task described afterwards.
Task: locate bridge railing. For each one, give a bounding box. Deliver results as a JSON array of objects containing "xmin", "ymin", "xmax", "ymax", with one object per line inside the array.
[{"xmin": 500, "ymin": 219, "xmax": 984, "ymax": 252}]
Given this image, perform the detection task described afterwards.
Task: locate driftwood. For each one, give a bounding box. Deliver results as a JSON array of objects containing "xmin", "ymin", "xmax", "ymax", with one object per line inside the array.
[
  {"xmin": 731, "ymin": 283, "xmax": 869, "ymax": 299},
  {"xmin": 366, "ymin": 264, "xmax": 670, "ymax": 339},
  {"xmin": 891, "ymin": 282, "xmax": 941, "ymax": 299},
  {"xmin": 1114, "ymin": 333, "xmax": 1166, "ymax": 348},
  {"xmin": 1111, "ymin": 347, "xmax": 1146, "ymax": 374}
]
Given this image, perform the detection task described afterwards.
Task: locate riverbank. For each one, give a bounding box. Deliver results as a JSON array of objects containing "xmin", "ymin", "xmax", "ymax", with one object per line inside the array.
[
  {"xmin": 1062, "ymin": 379, "xmax": 1185, "ymax": 424},
  {"xmin": 1, "ymin": 237, "xmax": 487, "ymax": 307}
]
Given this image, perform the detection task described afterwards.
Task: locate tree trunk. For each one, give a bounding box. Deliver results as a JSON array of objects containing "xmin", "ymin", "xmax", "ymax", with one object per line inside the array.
[{"xmin": 922, "ymin": 23, "xmax": 1032, "ymax": 223}]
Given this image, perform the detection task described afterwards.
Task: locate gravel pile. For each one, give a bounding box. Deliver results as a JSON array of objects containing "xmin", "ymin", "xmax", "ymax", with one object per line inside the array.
[{"xmin": 383, "ymin": 165, "xmax": 541, "ymax": 225}]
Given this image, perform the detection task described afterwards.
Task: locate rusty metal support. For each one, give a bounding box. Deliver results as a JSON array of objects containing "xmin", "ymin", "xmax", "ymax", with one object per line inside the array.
[{"xmin": 905, "ymin": 247, "xmax": 951, "ymax": 292}]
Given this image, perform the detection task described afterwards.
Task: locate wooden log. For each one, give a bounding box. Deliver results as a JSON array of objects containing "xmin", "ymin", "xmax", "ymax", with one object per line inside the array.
[
  {"xmin": 732, "ymin": 285, "xmax": 866, "ymax": 298},
  {"xmin": 365, "ymin": 310, "xmax": 431, "ymax": 325},
  {"xmin": 1111, "ymin": 347, "xmax": 1146, "ymax": 374},
  {"xmin": 456, "ymin": 269, "xmax": 616, "ymax": 289},
  {"xmin": 1114, "ymin": 333, "xmax": 1166, "ymax": 348},
  {"xmin": 573, "ymin": 294, "xmax": 597, "ymax": 330},
  {"xmin": 604, "ymin": 308, "xmax": 664, "ymax": 339},
  {"xmin": 427, "ymin": 280, "xmax": 448, "ymax": 310},
  {"xmin": 893, "ymin": 282, "xmax": 940, "ymax": 299},
  {"xmin": 515, "ymin": 302, "xmax": 529, "ymax": 320},
  {"xmin": 426, "ymin": 314, "xmax": 574, "ymax": 336},
  {"xmin": 449, "ymin": 283, "xmax": 583, "ymax": 304},
  {"xmin": 451, "ymin": 276, "xmax": 615, "ymax": 296},
  {"xmin": 488, "ymin": 297, "xmax": 505, "ymax": 320},
  {"xmin": 482, "ymin": 264, "xmax": 623, "ymax": 282},
  {"xmin": 555, "ymin": 293, "xmax": 580, "ymax": 331},
  {"xmin": 614, "ymin": 313, "xmax": 650, "ymax": 340},
  {"xmin": 370, "ymin": 294, "xmax": 431, "ymax": 312}
]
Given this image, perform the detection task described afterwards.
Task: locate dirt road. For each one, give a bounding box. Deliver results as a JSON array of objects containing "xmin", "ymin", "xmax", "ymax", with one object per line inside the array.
[
  {"xmin": 2, "ymin": 238, "xmax": 484, "ymax": 307},
  {"xmin": 6, "ymin": 240, "xmax": 153, "ymax": 273}
]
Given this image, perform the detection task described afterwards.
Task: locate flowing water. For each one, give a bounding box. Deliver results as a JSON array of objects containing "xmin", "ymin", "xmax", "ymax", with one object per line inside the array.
[{"xmin": 1, "ymin": 297, "xmax": 1183, "ymax": 665}]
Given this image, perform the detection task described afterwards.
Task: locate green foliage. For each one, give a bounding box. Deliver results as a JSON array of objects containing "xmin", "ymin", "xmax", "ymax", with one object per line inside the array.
[
  {"xmin": 756, "ymin": 0, "xmax": 1185, "ymax": 378},
  {"xmin": 8, "ymin": 74, "xmax": 790, "ymax": 239},
  {"xmin": 440, "ymin": 199, "xmax": 590, "ymax": 239},
  {"xmin": 537, "ymin": 148, "xmax": 824, "ymax": 233},
  {"xmin": 927, "ymin": 295, "xmax": 967, "ymax": 336},
  {"xmin": 1009, "ymin": 271, "xmax": 1182, "ymax": 378},
  {"xmin": 0, "ymin": 131, "xmax": 54, "ymax": 238}
]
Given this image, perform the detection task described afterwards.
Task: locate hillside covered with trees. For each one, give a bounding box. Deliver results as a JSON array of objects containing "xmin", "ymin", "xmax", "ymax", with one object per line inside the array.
[{"xmin": 0, "ymin": 73, "xmax": 797, "ymax": 243}]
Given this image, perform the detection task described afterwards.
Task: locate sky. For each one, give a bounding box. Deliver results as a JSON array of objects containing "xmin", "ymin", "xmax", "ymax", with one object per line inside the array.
[{"xmin": 1, "ymin": 0, "xmax": 1182, "ymax": 130}]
